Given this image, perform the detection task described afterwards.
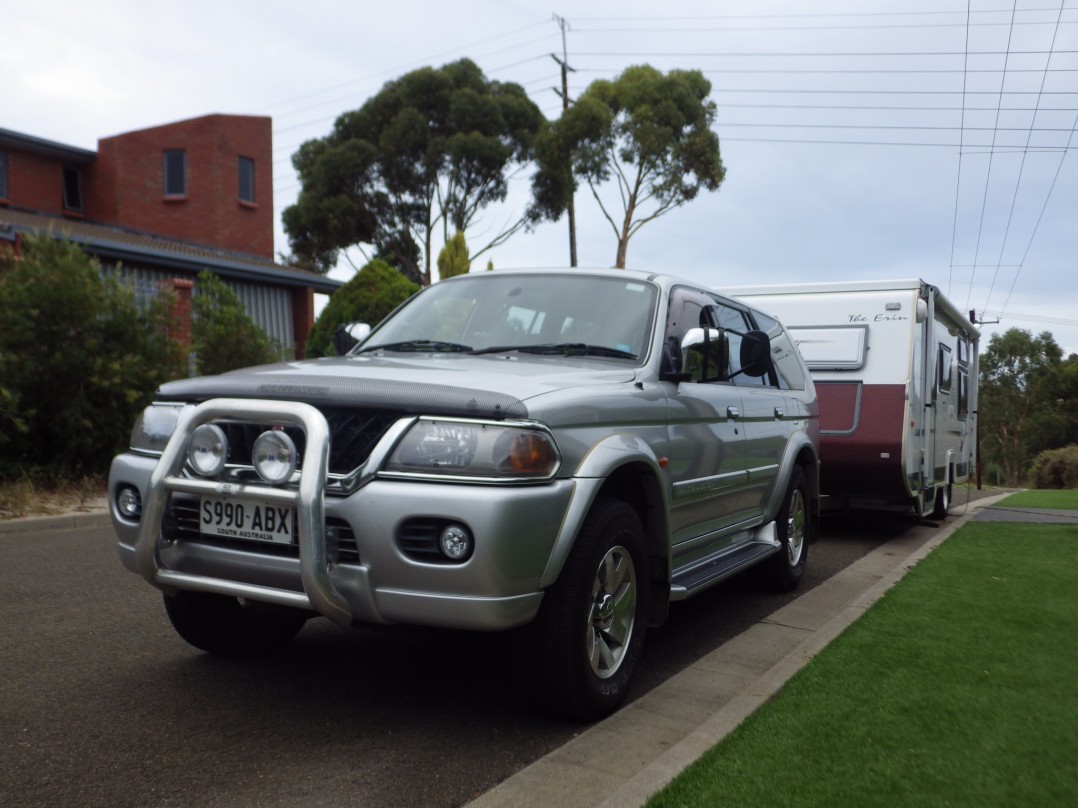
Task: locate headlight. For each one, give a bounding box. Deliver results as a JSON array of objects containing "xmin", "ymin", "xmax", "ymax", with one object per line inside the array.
[
  {"xmin": 129, "ymin": 404, "xmax": 187, "ymax": 455},
  {"xmin": 384, "ymin": 419, "xmax": 560, "ymax": 480}
]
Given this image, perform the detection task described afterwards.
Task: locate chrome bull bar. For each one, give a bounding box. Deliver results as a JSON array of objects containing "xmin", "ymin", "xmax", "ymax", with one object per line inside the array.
[{"xmin": 133, "ymin": 398, "xmax": 353, "ymax": 626}]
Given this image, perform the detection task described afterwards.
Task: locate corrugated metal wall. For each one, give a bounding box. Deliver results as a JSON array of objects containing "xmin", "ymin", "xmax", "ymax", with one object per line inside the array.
[
  {"xmin": 223, "ymin": 280, "xmax": 294, "ymax": 352},
  {"xmin": 109, "ymin": 265, "xmax": 295, "ymax": 352}
]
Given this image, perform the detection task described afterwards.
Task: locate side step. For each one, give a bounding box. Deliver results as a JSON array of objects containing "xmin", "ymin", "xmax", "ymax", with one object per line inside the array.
[{"xmin": 669, "ymin": 541, "xmax": 777, "ymax": 601}]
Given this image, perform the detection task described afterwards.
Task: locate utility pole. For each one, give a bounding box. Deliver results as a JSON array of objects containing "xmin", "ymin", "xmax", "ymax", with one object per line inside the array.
[{"xmin": 551, "ymin": 13, "xmax": 577, "ymax": 267}]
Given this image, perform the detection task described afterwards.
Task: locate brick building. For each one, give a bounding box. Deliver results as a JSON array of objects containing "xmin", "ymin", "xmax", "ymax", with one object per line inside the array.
[{"xmin": 0, "ymin": 114, "xmax": 340, "ymax": 358}]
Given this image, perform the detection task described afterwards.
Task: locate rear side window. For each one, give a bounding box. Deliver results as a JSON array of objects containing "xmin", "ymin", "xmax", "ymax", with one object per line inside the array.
[{"xmin": 753, "ymin": 310, "xmax": 805, "ymax": 390}]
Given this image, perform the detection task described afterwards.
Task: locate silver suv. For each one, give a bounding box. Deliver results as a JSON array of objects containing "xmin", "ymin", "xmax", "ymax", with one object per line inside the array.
[{"xmin": 109, "ymin": 268, "xmax": 820, "ymax": 721}]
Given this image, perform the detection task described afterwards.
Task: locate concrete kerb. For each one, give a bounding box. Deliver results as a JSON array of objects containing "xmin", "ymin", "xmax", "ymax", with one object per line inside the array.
[{"xmin": 468, "ymin": 492, "xmax": 1015, "ymax": 808}]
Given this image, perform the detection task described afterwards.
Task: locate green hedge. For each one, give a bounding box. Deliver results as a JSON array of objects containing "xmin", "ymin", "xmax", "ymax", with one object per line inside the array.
[
  {"xmin": 1029, "ymin": 445, "xmax": 1078, "ymax": 490},
  {"xmin": 0, "ymin": 234, "xmax": 185, "ymax": 473}
]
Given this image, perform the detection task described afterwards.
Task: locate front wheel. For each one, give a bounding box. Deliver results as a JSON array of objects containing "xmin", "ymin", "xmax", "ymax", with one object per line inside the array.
[
  {"xmin": 163, "ymin": 590, "xmax": 308, "ymax": 656},
  {"xmin": 529, "ymin": 498, "xmax": 648, "ymax": 722},
  {"xmin": 765, "ymin": 466, "xmax": 810, "ymax": 592}
]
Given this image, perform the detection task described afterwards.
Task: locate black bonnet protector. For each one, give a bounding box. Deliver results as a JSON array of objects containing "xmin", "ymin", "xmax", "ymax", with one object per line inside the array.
[{"xmin": 156, "ymin": 371, "xmax": 529, "ymax": 421}]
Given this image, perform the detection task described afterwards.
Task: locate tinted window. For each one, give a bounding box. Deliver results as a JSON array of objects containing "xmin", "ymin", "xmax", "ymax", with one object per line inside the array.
[
  {"xmin": 716, "ymin": 303, "xmax": 766, "ymax": 387},
  {"xmin": 0, "ymin": 151, "xmax": 8, "ymax": 199},
  {"xmin": 753, "ymin": 310, "xmax": 805, "ymax": 390}
]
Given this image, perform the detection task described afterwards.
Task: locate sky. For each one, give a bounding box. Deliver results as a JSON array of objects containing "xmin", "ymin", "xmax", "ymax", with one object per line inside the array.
[{"xmin": 5, "ymin": 0, "xmax": 1077, "ymax": 354}]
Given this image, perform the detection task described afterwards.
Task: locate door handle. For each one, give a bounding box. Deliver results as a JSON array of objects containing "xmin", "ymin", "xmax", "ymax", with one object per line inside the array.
[
  {"xmin": 774, "ymin": 407, "xmax": 786, "ymax": 419},
  {"xmin": 727, "ymin": 406, "xmax": 740, "ymax": 419}
]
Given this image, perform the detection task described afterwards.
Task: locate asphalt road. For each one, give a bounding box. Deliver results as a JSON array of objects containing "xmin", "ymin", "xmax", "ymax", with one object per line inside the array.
[{"xmin": 0, "ymin": 489, "xmax": 993, "ymax": 808}]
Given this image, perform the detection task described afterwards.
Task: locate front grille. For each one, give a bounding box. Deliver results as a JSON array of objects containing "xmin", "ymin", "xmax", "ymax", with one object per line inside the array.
[
  {"xmin": 164, "ymin": 495, "xmax": 359, "ymax": 564},
  {"xmin": 219, "ymin": 407, "xmax": 398, "ymax": 476}
]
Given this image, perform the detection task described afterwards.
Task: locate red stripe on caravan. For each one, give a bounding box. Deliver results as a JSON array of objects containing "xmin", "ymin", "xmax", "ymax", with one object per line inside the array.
[{"xmin": 815, "ymin": 381, "xmax": 907, "ymax": 499}]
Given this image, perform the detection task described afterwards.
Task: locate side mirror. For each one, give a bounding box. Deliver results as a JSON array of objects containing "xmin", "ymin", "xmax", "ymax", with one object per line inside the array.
[
  {"xmin": 333, "ymin": 322, "xmax": 371, "ymax": 355},
  {"xmin": 679, "ymin": 327, "xmax": 729, "ymax": 383},
  {"xmin": 738, "ymin": 330, "xmax": 772, "ymax": 378}
]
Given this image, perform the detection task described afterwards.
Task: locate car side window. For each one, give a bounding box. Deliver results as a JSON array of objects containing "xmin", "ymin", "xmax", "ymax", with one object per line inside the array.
[
  {"xmin": 664, "ymin": 287, "xmax": 731, "ymax": 383},
  {"xmin": 713, "ymin": 302, "xmax": 768, "ymax": 387}
]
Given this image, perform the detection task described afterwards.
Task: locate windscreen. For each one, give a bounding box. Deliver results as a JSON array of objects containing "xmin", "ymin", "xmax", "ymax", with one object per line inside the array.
[{"xmin": 359, "ymin": 274, "xmax": 659, "ymax": 361}]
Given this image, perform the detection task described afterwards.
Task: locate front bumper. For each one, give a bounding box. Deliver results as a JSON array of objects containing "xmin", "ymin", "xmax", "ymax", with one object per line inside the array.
[{"xmin": 109, "ymin": 399, "xmax": 572, "ymax": 631}]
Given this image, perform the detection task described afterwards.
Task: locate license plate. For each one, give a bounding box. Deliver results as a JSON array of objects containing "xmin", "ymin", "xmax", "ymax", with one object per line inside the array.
[{"xmin": 199, "ymin": 496, "xmax": 295, "ymax": 544}]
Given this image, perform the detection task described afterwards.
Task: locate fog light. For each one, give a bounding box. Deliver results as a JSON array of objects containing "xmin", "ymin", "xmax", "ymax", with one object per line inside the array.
[
  {"xmin": 439, "ymin": 524, "xmax": 472, "ymax": 561},
  {"xmin": 252, "ymin": 430, "xmax": 298, "ymax": 485},
  {"xmin": 116, "ymin": 486, "xmax": 142, "ymax": 519},
  {"xmin": 188, "ymin": 424, "xmax": 228, "ymax": 477}
]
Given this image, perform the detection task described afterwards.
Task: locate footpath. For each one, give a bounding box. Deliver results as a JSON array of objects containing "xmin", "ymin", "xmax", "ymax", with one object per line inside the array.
[{"xmin": 467, "ymin": 492, "xmax": 1051, "ymax": 808}]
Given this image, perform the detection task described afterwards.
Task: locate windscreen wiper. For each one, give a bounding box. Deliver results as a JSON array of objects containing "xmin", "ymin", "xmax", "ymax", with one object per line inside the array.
[
  {"xmin": 476, "ymin": 343, "xmax": 636, "ymax": 359},
  {"xmin": 357, "ymin": 340, "xmax": 474, "ymax": 354}
]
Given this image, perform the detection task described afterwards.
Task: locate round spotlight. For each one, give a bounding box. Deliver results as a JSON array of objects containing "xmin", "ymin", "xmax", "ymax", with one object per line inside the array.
[
  {"xmin": 116, "ymin": 486, "xmax": 142, "ymax": 519},
  {"xmin": 188, "ymin": 424, "xmax": 228, "ymax": 477},
  {"xmin": 252, "ymin": 430, "xmax": 298, "ymax": 485},
  {"xmin": 439, "ymin": 524, "xmax": 473, "ymax": 561}
]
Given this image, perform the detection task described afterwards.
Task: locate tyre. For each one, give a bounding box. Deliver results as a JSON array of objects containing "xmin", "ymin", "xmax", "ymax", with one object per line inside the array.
[
  {"xmin": 163, "ymin": 590, "xmax": 308, "ymax": 656},
  {"xmin": 931, "ymin": 481, "xmax": 952, "ymax": 520},
  {"xmin": 766, "ymin": 466, "xmax": 810, "ymax": 592},
  {"xmin": 530, "ymin": 498, "xmax": 648, "ymax": 722}
]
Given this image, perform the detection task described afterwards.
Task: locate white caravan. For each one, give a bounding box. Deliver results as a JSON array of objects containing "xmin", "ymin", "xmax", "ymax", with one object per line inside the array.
[{"xmin": 730, "ymin": 279, "xmax": 978, "ymax": 518}]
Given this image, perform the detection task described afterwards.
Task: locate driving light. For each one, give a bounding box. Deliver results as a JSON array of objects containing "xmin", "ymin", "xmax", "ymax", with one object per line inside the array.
[
  {"xmin": 252, "ymin": 429, "xmax": 298, "ymax": 485},
  {"xmin": 439, "ymin": 524, "xmax": 473, "ymax": 561},
  {"xmin": 188, "ymin": 424, "xmax": 228, "ymax": 477}
]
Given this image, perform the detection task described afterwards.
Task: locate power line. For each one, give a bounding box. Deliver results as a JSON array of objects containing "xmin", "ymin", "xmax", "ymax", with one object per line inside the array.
[
  {"xmin": 966, "ymin": 2, "xmax": 1019, "ymax": 313},
  {"xmin": 949, "ymin": 0, "xmax": 973, "ymax": 298},
  {"xmin": 981, "ymin": 1, "xmax": 1067, "ymax": 316}
]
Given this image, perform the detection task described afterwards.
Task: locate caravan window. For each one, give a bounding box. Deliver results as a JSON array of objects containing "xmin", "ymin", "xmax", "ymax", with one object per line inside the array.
[
  {"xmin": 955, "ymin": 336, "xmax": 970, "ymax": 419},
  {"xmin": 958, "ymin": 368, "xmax": 970, "ymax": 419},
  {"xmin": 938, "ymin": 343, "xmax": 953, "ymax": 392},
  {"xmin": 788, "ymin": 325, "xmax": 867, "ymax": 371}
]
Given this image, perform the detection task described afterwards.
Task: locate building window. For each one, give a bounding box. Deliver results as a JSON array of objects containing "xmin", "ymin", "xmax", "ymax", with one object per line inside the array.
[
  {"xmin": 62, "ymin": 167, "xmax": 83, "ymax": 212},
  {"xmin": 0, "ymin": 151, "xmax": 8, "ymax": 199},
  {"xmin": 238, "ymin": 156, "xmax": 255, "ymax": 203},
  {"xmin": 163, "ymin": 150, "xmax": 186, "ymax": 197}
]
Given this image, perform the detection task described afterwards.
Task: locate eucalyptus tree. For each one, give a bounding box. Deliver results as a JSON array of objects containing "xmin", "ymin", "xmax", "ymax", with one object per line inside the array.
[
  {"xmin": 284, "ymin": 59, "xmax": 544, "ymax": 285},
  {"xmin": 979, "ymin": 328, "xmax": 1071, "ymax": 485},
  {"xmin": 531, "ymin": 64, "xmax": 725, "ymax": 268}
]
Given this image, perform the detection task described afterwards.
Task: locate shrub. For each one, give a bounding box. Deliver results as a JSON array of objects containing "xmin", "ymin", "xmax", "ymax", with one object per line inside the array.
[
  {"xmin": 0, "ymin": 234, "xmax": 185, "ymax": 473},
  {"xmin": 304, "ymin": 259, "xmax": 420, "ymax": 358},
  {"xmin": 1029, "ymin": 445, "xmax": 1078, "ymax": 490},
  {"xmin": 192, "ymin": 271, "xmax": 281, "ymax": 375}
]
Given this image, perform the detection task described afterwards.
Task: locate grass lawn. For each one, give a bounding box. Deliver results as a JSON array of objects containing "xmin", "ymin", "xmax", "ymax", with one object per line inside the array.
[
  {"xmin": 997, "ymin": 489, "xmax": 1078, "ymax": 510},
  {"xmin": 647, "ymin": 521, "xmax": 1078, "ymax": 807}
]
